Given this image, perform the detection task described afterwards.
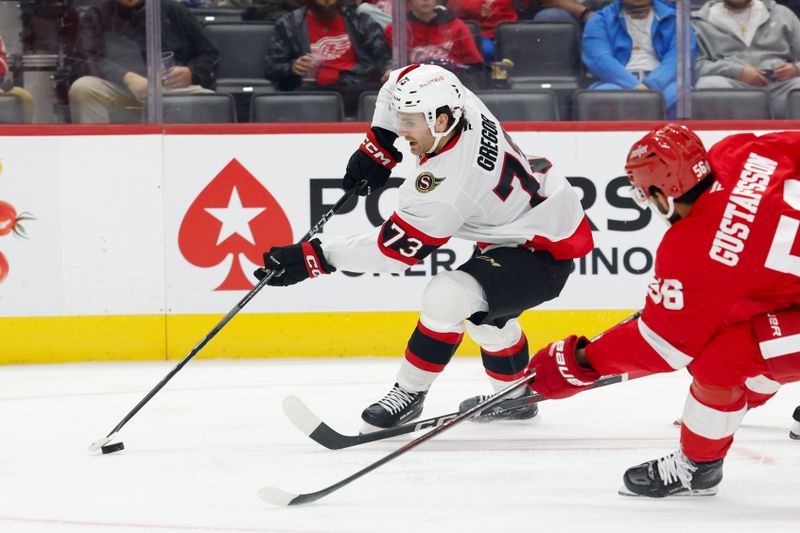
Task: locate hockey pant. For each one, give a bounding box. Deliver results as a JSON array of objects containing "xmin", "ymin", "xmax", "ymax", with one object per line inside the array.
[
  {"xmin": 680, "ymin": 307, "xmax": 800, "ymax": 463},
  {"xmin": 396, "ymin": 270, "xmax": 529, "ymax": 394}
]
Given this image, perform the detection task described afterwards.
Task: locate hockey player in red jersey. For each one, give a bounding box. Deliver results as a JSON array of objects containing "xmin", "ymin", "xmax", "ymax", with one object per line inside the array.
[
  {"xmin": 255, "ymin": 63, "xmax": 593, "ymax": 433},
  {"xmin": 525, "ymin": 123, "xmax": 800, "ymax": 497}
]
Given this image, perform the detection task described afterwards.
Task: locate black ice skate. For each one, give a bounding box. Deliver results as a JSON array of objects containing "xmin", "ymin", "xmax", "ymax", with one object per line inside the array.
[
  {"xmin": 619, "ymin": 449, "xmax": 723, "ymax": 497},
  {"xmin": 360, "ymin": 383, "xmax": 427, "ymax": 434},
  {"xmin": 790, "ymin": 405, "xmax": 800, "ymax": 440},
  {"xmin": 458, "ymin": 388, "xmax": 539, "ymax": 423}
]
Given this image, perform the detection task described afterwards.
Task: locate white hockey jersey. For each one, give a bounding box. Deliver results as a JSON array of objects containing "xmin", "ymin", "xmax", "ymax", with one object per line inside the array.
[{"xmin": 321, "ymin": 67, "xmax": 593, "ymax": 273}]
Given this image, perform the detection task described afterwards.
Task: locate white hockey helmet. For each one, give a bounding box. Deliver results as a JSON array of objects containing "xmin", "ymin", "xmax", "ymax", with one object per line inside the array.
[{"xmin": 391, "ymin": 64, "xmax": 465, "ymax": 152}]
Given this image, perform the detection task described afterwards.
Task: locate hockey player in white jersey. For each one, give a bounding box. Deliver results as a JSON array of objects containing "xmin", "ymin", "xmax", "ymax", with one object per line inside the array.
[{"xmin": 255, "ymin": 64, "xmax": 593, "ymax": 432}]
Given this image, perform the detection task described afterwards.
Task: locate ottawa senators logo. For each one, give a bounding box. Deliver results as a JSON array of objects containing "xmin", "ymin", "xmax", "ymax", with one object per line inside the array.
[{"xmin": 415, "ymin": 172, "xmax": 445, "ymax": 193}]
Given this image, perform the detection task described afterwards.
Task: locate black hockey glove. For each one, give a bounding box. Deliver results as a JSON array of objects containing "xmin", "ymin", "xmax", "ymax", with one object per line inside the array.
[
  {"xmin": 343, "ymin": 127, "xmax": 402, "ymax": 196},
  {"xmin": 254, "ymin": 238, "xmax": 335, "ymax": 287}
]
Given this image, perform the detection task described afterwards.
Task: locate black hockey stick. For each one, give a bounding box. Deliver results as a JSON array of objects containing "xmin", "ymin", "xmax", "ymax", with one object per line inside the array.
[
  {"xmin": 259, "ymin": 311, "xmax": 642, "ymax": 505},
  {"xmin": 282, "ymin": 372, "xmax": 629, "ymax": 450},
  {"xmin": 89, "ymin": 187, "xmax": 358, "ymax": 453},
  {"xmin": 259, "ymin": 371, "xmax": 535, "ymax": 506}
]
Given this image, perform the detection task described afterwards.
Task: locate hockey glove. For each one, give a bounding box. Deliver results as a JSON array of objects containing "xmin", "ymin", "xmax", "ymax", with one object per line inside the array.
[
  {"xmin": 343, "ymin": 127, "xmax": 402, "ymax": 196},
  {"xmin": 254, "ymin": 238, "xmax": 335, "ymax": 287},
  {"xmin": 527, "ymin": 335, "xmax": 600, "ymax": 400}
]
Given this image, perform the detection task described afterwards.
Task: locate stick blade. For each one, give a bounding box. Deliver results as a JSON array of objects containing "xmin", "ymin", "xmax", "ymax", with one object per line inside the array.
[
  {"xmin": 88, "ymin": 434, "xmax": 115, "ymax": 453},
  {"xmin": 282, "ymin": 396, "xmax": 323, "ymax": 436},
  {"xmin": 258, "ymin": 486, "xmax": 300, "ymax": 506}
]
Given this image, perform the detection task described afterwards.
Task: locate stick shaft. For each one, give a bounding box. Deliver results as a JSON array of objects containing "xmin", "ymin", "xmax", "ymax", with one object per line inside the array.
[{"xmin": 100, "ymin": 188, "xmax": 357, "ymax": 439}]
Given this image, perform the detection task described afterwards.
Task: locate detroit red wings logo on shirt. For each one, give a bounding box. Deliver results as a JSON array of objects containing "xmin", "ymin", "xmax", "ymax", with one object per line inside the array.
[
  {"xmin": 178, "ymin": 159, "xmax": 293, "ymax": 291},
  {"xmin": 410, "ymin": 44, "xmax": 454, "ymax": 64},
  {"xmin": 311, "ymin": 35, "xmax": 352, "ymax": 60}
]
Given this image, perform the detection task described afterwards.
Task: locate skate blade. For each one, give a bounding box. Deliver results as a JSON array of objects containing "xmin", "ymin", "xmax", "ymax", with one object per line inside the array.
[
  {"xmin": 790, "ymin": 431, "xmax": 800, "ymax": 440},
  {"xmin": 469, "ymin": 411, "xmax": 542, "ymax": 424},
  {"xmin": 618, "ymin": 485, "xmax": 719, "ymax": 498}
]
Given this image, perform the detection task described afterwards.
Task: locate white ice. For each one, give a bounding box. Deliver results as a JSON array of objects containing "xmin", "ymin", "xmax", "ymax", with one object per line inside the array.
[{"xmin": 1, "ymin": 357, "xmax": 799, "ymax": 533}]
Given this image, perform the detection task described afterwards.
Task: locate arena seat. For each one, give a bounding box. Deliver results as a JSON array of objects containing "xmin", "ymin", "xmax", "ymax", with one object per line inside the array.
[
  {"xmin": 573, "ymin": 89, "xmax": 666, "ymax": 121},
  {"xmin": 250, "ymin": 92, "xmax": 345, "ymax": 122},
  {"xmin": 163, "ymin": 93, "xmax": 237, "ymax": 123}
]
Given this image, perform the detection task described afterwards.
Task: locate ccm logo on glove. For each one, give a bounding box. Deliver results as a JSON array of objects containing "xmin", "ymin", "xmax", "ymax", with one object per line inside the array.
[
  {"xmin": 255, "ymin": 239, "xmax": 335, "ymax": 287},
  {"xmin": 360, "ymin": 129, "xmax": 398, "ymax": 169},
  {"xmin": 305, "ymin": 253, "xmax": 324, "ymax": 278}
]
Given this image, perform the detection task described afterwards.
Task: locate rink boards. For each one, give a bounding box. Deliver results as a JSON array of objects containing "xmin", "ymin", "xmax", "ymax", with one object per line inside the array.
[{"xmin": 0, "ymin": 122, "xmax": 789, "ymax": 363}]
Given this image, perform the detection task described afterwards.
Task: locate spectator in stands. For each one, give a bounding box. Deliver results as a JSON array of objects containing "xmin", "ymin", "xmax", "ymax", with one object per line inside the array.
[
  {"xmin": 266, "ymin": 0, "xmax": 392, "ymax": 116},
  {"xmin": 693, "ymin": 0, "xmax": 800, "ymax": 119},
  {"xmin": 384, "ymin": 0, "xmax": 485, "ymax": 88},
  {"xmin": 448, "ymin": 0, "xmax": 594, "ymax": 61},
  {"xmin": 582, "ymin": 0, "xmax": 691, "ymax": 119},
  {"xmin": 0, "ymin": 35, "xmax": 34, "ymax": 123},
  {"xmin": 69, "ymin": 0, "xmax": 219, "ymax": 123}
]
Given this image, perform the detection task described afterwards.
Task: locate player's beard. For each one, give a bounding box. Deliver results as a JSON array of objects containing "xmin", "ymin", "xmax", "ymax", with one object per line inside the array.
[{"xmin": 308, "ymin": 0, "xmax": 340, "ymax": 20}]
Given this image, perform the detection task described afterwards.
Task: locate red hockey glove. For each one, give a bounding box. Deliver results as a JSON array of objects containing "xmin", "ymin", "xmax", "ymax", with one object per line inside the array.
[
  {"xmin": 343, "ymin": 127, "xmax": 402, "ymax": 196},
  {"xmin": 527, "ymin": 335, "xmax": 600, "ymax": 400},
  {"xmin": 254, "ymin": 238, "xmax": 335, "ymax": 287}
]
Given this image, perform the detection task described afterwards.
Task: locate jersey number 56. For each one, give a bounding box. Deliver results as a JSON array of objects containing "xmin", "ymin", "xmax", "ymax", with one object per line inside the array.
[{"xmin": 647, "ymin": 278, "xmax": 684, "ymax": 310}]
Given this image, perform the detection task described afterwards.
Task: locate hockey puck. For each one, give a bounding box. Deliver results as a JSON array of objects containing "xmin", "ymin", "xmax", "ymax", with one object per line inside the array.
[{"xmin": 101, "ymin": 442, "xmax": 125, "ymax": 454}]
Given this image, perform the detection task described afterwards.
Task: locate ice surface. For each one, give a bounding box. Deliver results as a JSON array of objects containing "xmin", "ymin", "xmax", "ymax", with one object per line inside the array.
[{"xmin": 0, "ymin": 358, "xmax": 798, "ymax": 532}]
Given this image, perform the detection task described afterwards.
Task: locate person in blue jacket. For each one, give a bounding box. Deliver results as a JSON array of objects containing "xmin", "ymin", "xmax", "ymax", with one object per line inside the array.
[{"xmin": 581, "ymin": 0, "xmax": 695, "ymax": 119}]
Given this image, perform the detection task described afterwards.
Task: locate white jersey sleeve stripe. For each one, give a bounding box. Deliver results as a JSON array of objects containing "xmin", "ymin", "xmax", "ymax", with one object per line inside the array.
[
  {"xmin": 637, "ymin": 318, "xmax": 694, "ymax": 370},
  {"xmin": 758, "ymin": 332, "xmax": 800, "ymax": 360},
  {"xmin": 744, "ymin": 374, "xmax": 781, "ymax": 394}
]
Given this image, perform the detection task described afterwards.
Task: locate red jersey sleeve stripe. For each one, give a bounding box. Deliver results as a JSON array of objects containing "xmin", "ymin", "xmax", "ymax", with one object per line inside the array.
[
  {"xmin": 390, "ymin": 213, "xmax": 450, "ymax": 245},
  {"xmin": 378, "ymin": 212, "xmax": 451, "ymax": 266}
]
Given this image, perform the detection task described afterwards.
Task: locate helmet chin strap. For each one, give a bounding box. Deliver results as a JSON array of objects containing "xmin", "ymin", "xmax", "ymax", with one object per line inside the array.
[
  {"xmin": 426, "ymin": 120, "xmax": 459, "ymax": 154},
  {"xmin": 650, "ymin": 196, "xmax": 680, "ymax": 226}
]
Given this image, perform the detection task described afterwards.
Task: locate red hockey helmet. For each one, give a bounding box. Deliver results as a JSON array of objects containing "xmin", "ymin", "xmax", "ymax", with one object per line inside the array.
[{"xmin": 625, "ymin": 123, "xmax": 710, "ymax": 206}]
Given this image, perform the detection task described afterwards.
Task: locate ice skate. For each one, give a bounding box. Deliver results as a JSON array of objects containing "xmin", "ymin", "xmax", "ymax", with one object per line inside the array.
[
  {"xmin": 619, "ymin": 449, "xmax": 723, "ymax": 497},
  {"xmin": 360, "ymin": 383, "xmax": 427, "ymax": 434},
  {"xmin": 790, "ymin": 406, "xmax": 800, "ymax": 440},
  {"xmin": 459, "ymin": 387, "xmax": 539, "ymax": 423}
]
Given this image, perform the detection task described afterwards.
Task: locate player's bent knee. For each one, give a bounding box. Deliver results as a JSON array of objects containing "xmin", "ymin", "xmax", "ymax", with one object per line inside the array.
[
  {"xmin": 690, "ymin": 379, "xmax": 746, "ymax": 408},
  {"xmin": 420, "ymin": 270, "xmax": 485, "ymax": 325}
]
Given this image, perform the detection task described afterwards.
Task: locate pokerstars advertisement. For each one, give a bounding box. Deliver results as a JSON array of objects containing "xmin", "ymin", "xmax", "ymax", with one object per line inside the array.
[
  {"xmin": 163, "ymin": 130, "xmax": 740, "ymax": 314},
  {"xmin": 163, "ymin": 134, "xmax": 476, "ymax": 314}
]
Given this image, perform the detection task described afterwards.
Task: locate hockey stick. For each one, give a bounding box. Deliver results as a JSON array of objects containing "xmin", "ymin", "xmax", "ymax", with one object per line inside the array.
[
  {"xmin": 88, "ymin": 187, "xmax": 358, "ymax": 453},
  {"xmin": 282, "ymin": 373, "xmax": 629, "ymax": 450},
  {"xmin": 259, "ymin": 311, "xmax": 642, "ymax": 505}
]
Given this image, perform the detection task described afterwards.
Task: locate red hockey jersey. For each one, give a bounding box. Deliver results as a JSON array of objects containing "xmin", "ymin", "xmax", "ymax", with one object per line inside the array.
[
  {"xmin": 384, "ymin": 11, "xmax": 484, "ymax": 67},
  {"xmin": 586, "ymin": 132, "xmax": 800, "ymax": 376}
]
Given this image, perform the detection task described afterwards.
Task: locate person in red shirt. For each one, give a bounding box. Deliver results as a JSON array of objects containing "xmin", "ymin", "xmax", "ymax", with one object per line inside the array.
[
  {"xmin": 525, "ymin": 123, "xmax": 800, "ymax": 497},
  {"xmin": 383, "ymin": 0, "xmax": 485, "ymax": 88},
  {"xmin": 266, "ymin": 0, "xmax": 392, "ymax": 116}
]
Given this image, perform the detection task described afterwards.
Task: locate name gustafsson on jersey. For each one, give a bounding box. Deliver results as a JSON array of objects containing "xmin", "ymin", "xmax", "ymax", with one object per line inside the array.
[{"xmin": 709, "ymin": 152, "xmax": 778, "ymax": 267}]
